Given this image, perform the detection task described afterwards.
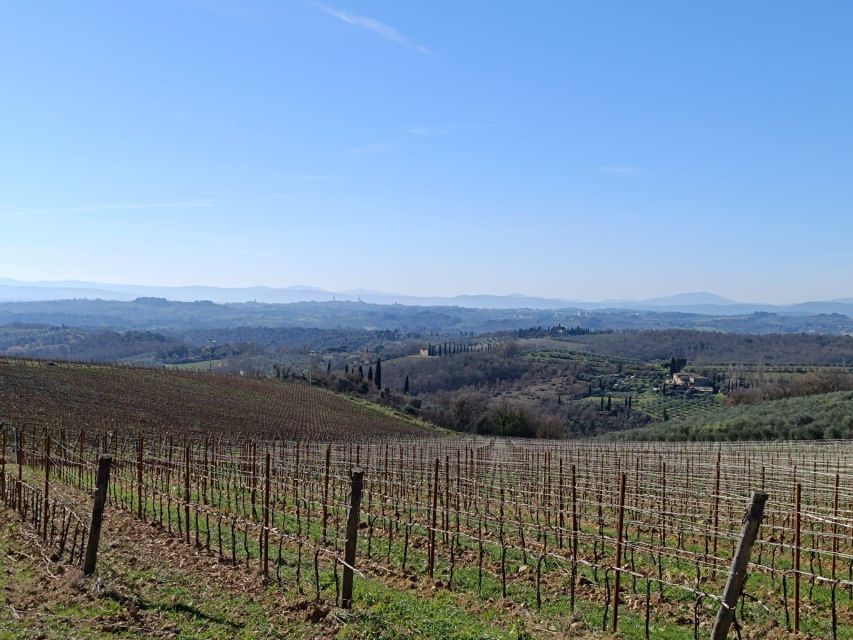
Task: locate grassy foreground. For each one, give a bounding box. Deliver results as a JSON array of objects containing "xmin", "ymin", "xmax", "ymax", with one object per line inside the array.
[{"xmin": 0, "ymin": 504, "xmax": 581, "ymax": 640}]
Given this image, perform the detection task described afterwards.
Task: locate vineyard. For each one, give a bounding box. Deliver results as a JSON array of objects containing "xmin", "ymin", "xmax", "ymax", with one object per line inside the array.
[
  {"xmin": 0, "ymin": 359, "xmax": 430, "ymax": 440},
  {"xmin": 1, "ymin": 360, "xmax": 852, "ymax": 639}
]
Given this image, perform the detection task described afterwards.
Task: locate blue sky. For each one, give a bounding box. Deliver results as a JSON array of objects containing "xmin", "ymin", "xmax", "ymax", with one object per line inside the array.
[{"xmin": 1, "ymin": 1, "xmax": 852, "ymax": 303}]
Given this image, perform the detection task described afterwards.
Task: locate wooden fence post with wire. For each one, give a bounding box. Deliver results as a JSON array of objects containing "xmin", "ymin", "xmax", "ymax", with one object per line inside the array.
[
  {"xmin": 263, "ymin": 450, "xmax": 271, "ymax": 583},
  {"xmin": 612, "ymin": 471, "xmax": 627, "ymax": 632},
  {"xmin": 43, "ymin": 434, "xmax": 51, "ymax": 540},
  {"xmin": 342, "ymin": 466, "xmax": 364, "ymax": 609},
  {"xmin": 711, "ymin": 490, "xmax": 768, "ymax": 639},
  {"xmin": 0, "ymin": 424, "xmax": 6, "ymax": 506},
  {"xmin": 83, "ymin": 454, "xmax": 113, "ymax": 575}
]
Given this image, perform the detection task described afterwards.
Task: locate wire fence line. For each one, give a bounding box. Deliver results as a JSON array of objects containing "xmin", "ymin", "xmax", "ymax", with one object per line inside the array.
[{"xmin": 2, "ymin": 423, "xmax": 852, "ymax": 637}]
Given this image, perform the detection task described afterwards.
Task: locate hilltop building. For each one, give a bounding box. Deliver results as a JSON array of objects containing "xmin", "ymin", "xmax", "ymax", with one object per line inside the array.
[{"xmin": 671, "ymin": 372, "xmax": 714, "ymax": 393}]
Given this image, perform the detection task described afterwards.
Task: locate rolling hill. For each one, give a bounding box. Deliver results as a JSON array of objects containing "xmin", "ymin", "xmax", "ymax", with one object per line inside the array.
[
  {"xmin": 0, "ymin": 358, "xmax": 434, "ymax": 440},
  {"xmin": 603, "ymin": 390, "xmax": 853, "ymax": 441}
]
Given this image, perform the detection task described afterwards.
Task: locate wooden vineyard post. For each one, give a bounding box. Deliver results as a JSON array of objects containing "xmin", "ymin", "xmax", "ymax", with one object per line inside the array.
[
  {"xmin": 263, "ymin": 451, "xmax": 271, "ymax": 583},
  {"xmin": 78, "ymin": 430, "xmax": 84, "ymax": 488},
  {"xmin": 16, "ymin": 429, "xmax": 23, "ymax": 510},
  {"xmin": 203, "ymin": 437, "xmax": 208, "ymax": 505},
  {"xmin": 428, "ymin": 457, "xmax": 440, "ymax": 579},
  {"xmin": 322, "ymin": 444, "xmax": 331, "ymax": 544},
  {"xmin": 342, "ymin": 467, "xmax": 364, "ymax": 609},
  {"xmin": 660, "ymin": 461, "xmax": 667, "ymax": 547},
  {"xmin": 137, "ymin": 435, "xmax": 144, "ymax": 520},
  {"xmin": 612, "ymin": 472, "xmax": 627, "ymax": 632},
  {"xmin": 713, "ymin": 449, "xmax": 721, "ymax": 575},
  {"xmin": 165, "ymin": 434, "xmax": 173, "ymax": 534},
  {"xmin": 711, "ymin": 491, "xmax": 768, "ymax": 640},
  {"xmin": 184, "ymin": 444, "xmax": 191, "ymax": 546},
  {"xmin": 831, "ymin": 473, "xmax": 839, "ymax": 582},
  {"xmin": 0, "ymin": 425, "xmax": 5, "ymax": 505},
  {"xmin": 558, "ymin": 457, "xmax": 564, "ymax": 549},
  {"xmin": 250, "ymin": 441, "xmax": 257, "ymax": 520},
  {"xmin": 794, "ymin": 482, "xmax": 801, "ymax": 634},
  {"xmin": 43, "ymin": 434, "xmax": 51, "ymax": 540},
  {"xmin": 570, "ymin": 463, "xmax": 579, "ymax": 610},
  {"xmin": 443, "ymin": 454, "xmax": 450, "ymax": 547},
  {"xmin": 84, "ymin": 455, "xmax": 113, "ymax": 575}
]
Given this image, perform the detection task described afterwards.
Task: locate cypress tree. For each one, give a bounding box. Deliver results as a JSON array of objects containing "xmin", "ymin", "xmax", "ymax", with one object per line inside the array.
[
  {"xmin": 606, "ymin": 394, "xmax": 612, "ymax": 411},
  {"xmin": 368, "ymin": 366, "xmax": 373, "ymax": 382},
  {"xmin": 375, "ymin": 358, "xmax": 382, "ymax": 389},
  {"xmin": 403, "ymin": 375, "xmax": 409, "ymax": 394}
]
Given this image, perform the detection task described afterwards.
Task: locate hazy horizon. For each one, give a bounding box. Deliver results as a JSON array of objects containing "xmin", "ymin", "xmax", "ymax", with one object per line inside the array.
[
  {"xmin": 3, "ymin": 1, "xmax": 852, "ymax": 303},
  {"xmin": 3, "ymin": 276, "xmax": 852, "ymax": 307}
]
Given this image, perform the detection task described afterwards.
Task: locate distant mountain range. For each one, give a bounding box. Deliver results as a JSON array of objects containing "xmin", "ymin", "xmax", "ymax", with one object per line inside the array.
[{"xmin": 1, "ymin": 278, "xmax": 851, "ymax": 317}]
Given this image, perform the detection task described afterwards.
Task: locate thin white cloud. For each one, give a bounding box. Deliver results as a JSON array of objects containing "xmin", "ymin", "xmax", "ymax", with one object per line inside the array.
[
  {"xmin": 0, "ymin": 200, "xmax": 214, "ymax": 219},
  {"xmin": 601, "ymin": 166, "xmax": 646, "ymax": 175},
  {"xmin": 315, "ymin": 3, "xmax": 430, "ymax": 55}
]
